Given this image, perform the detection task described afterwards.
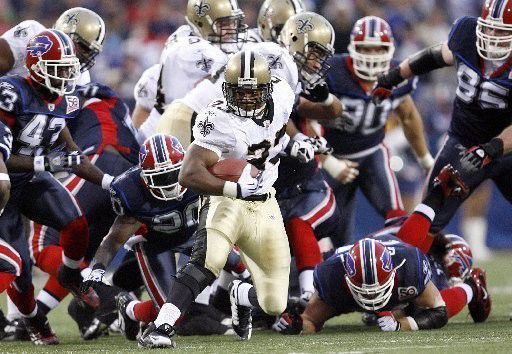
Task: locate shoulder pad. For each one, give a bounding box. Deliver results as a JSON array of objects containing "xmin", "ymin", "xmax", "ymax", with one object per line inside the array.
[{"xmin": 192, "ymin": 102, "xmax": 236, "ymax": 156}]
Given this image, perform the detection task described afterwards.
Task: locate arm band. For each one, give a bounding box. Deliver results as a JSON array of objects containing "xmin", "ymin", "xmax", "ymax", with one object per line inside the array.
[
  {"xmin": 412, "ymin": 306, "xmax": 448, "ymax": 330},
  {"xmin": 409, "ymin": 44, "xmax": 449, "ymax": 75},
  {"xmin": 0, "ymin": 173, "xmax": 9, "ymax": 181},
  {"xmin": 34, "ymin": 156, "xmax": 46, "ymax": 172}
]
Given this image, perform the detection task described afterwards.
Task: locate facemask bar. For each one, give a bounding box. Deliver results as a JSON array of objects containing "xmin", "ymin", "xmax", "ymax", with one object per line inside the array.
[
  {"xmin": 223, "ymin": 80, "xmax": 273, "ymax": 119},
  {"xmin": 208, "ymin": 12, "xmax": 248, "ymax": 53},
  {"xmin": 477, "ymin": 17, "xmax": 512, "ymax": 60},
  {"xmin": 141, "ymin": 162, "xmax": 186, "ymax": 201},
  {"xmin": 32, "ymin": 57, "xmax": 81, "ymax": 96},
  {"xmin": 348, "ymin": 42, "xmax": 395, "ymax": 81},
  {"xmin": 293, "ymin": 42, "xmax": 333, "ymax": 88}
]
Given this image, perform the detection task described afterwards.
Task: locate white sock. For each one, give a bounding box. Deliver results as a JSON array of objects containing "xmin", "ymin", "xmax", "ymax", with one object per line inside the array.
[
  {"xmin": 7, "ymin": 296, "xmax": 22, "ymax": 321},
  {"xmin": 125, "ymin": 300, "xmax": 140, "ymax": 321},
  {"xmin": 194, "ymin": 286, "xmax": 211, "ymax": 305},
  {"xmin": 154, "ymin": 303, "xmax": 181, "ymax": 328},
  {"xmin": 457, "ymin": 283, "xmax": 474, "ymax": 303},
  {"xmin": 236, "ymin": 282, "xmax": 253, "ymax": 307},
  {"xmin": 299, "ymin": 269, "xmax": 315, "ymax": 295},
  {"xmin": 318, "ymin": 237, "xmax": 334, "ymax": 254},
  {"xmin": 36, "ymin": 290, "xmax": 61, "ymax": 311},
  {"xmin": 62, "ymin": 254, "xmax": 81, "ymax": 269},
  {"xmin": 462, "ymin": 217, "xmax": 490, "ymax": 259}
]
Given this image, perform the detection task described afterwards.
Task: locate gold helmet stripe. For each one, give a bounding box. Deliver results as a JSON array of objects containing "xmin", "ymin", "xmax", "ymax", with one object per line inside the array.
[
  {"xmin": 228, "ymin": 0, "xmax": 238, "ymax": 11},
  {"xmin": 96, "ymin": 15, "xmax": 106, "ymax": 45},
  {"xmin": 290, "ymin": 0, "xmax": 305, "ymax": 14}
]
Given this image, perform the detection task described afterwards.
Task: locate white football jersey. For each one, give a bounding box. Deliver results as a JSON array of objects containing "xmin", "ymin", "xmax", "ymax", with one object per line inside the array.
[
  {"xmin": 1, "ymin": 20, "xmax": 90, "ymax": 84},
  {"xmin": 180, "ymin": 41, "xmax": 299, "ymax": 115},
  {"xmin": 133, "ymin": 64, "xmax": 160, "ymax": 111},
  {"xmin": 247, "ymin": 27, "xmax": 264, "ymax": 43},
  {"xmin": 192, "ymin": 77, "xmax": 295, "ymax": 191}
]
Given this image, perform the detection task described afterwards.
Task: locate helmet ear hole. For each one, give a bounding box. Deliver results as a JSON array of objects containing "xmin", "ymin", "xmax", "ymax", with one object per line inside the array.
[{"xmin": 292, "ymin": 35, "xmax": 298, "ymax": 42}]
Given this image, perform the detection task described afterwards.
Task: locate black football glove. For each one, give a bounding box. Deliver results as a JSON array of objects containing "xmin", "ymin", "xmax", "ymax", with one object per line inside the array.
[
  {"xmin": 459, "ymin": 138, "xmax": 503, "ymax": 172},
  {"xmin": 371, "ymin": 67, "xmax": 404, "ymax": 104},
  {"xmin": 301, "ymin": 82, "xmax": 330, "ymax": 103}
]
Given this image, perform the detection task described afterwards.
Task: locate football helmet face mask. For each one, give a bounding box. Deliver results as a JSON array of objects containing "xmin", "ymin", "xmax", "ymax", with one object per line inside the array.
[
  {"xmin": 26, "ymin": 29, "xmax": 80, "ymax": 96},
  {"xmin": 257, "ymin": 0, "xmax": 305, "ymax": 43},
  {"xmin": 443, "ymin": 234, "xmax": 473, "ymax": 280},
  {"xmin": 222, "ymin": 50, "xmax": 273, "ymax": 119},
  {"xmin": 342, "ymin": 238, "xmax": 398, "ymax": 311},
  {"xmin": 348, "ymin": 16, "xmax": 395, "ymax": 81},
  {"xmin": 477, "ymin": 0, "xmax": 512, "ymax": 60},
  {"xmin": 54, "ymin": 7, "xmax": 106, "ymax": 72},
  {"xmin": 139, "ymin": 134, "xmax": 187, "ymax": 201},
  {"xmin": 186, "ymin": 0, "xmax": 248, "ymax": 53},
  {"xmin": 280, "ymin": 12, "xmax": 335, "ymax": 88}
]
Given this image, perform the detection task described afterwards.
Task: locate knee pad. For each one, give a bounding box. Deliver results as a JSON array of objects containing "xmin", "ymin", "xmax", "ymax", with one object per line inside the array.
[{"xmin": 175, "ymin": 262, "xmax": 216, "ymax": 299}]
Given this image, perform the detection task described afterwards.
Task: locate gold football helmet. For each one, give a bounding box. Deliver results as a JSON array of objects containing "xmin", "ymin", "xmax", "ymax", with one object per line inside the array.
[
  {"xmin": 54, "ymin": 7, "xmax": 106, "ymax": 72},
  {"xmin": 280, "ymin": 12, "xmax": 334, "ymax": 87},
  {"xmin": 257, "ymin": 0, "xmax": 305, "ymax": 42},
  {"xmin": 223, "ymin": 50, "xmax": 273, "ymax": 119},
  {"xmin": 186, "ymin": 0, "xmax": 247, "ymax": 53}
]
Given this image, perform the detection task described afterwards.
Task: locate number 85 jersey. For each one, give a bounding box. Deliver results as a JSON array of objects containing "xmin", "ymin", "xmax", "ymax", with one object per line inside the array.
[
  {"xmin": 0, "ymin": 76, "xmax": 83, "ymax": 156},
  {"xmin": 192, "ymin": 77, "xmax": 295, "ymax": 191},
  {"xmin": 448, "ymin": 16, "xmax": 512, "ymax": 145}
]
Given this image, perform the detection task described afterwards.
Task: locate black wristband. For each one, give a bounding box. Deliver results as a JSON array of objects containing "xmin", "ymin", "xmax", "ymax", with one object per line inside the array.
[
  {"xmin": 379, "ymin": 66, "xmax": 404, "ymax": 88},
  {"xmin": 482, "ymin": 138, "xmax": 504, "ymax": 159},
  {"xmin": 92, "ymin": 263, "xmax": 106, "ymax": 271},
  {"xmin": 409, "ymin": 44, "xmax": 448, "ymax": 76}
]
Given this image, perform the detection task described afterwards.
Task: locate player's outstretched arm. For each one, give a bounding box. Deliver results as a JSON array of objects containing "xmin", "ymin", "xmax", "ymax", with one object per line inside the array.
[
  {"xmin": 58, "ymin": 127, "xmax": 114, "ymax": 190},
  {"xmin": 398, "ymin": 281, "xmax": 448, "ymax": 331},
  {"xmin": 372, "ymin": 43, "xmax": 454, "ymax": 102},
  {"xmin": 395, "ymin": 95, "xmax": 434, "ymax": 172},
  {"xmin": 297, "ymin": 94, "xmax": 343, "ymax": 120},
  {"xmin": 0, "ymin": 38, "xmax": 14, "ymax": 75},
  {"xmin": 179, "ymin": 143, "xmax": 227, "ymax": 196}
]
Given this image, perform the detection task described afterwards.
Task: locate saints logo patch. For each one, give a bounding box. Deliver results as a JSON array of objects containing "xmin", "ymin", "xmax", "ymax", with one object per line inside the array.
[
  {"xmin": 197, "ymin": 113, "xmax": 215, "ymax": 137},
  {"xmin": 65, "ymin": 13, "xmax": 80, "ymax": 26},
  {"xmin": 194, "ymin": 0, "xmax": 211, "ymax": 17},
  {"xmin": 297, "ymin": 17, "xmax": 314, "ymax": 34},
  {"xmin": 196, "ymin": 54, "xmax": 214, "ymax": 73},
  {"xmin": 266, "ymin": 54, "xmax": 283, "ymax": 70},
  {"xmin": 14, "ymin": 26, "xmax": 29, "ymax": 38}
]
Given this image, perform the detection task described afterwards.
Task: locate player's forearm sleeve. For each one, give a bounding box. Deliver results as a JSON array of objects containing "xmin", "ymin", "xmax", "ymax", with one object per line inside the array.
[
  {"xmin": 411, "ymin": 306, "xmax": 448, "ymax": 330},
  {"xmin": 408, "ymin": 44, "xmax": 449, "ymax": 75}
]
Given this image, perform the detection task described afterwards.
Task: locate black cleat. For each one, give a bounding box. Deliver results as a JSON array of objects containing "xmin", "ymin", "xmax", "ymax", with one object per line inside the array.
[
  {"xmin": 466, "ymin": 267, "xmax": 491, "ymax": 323},
  {"xmin": 229, "ymin": 280, "xmax": 252, "ymax": 340},
  {"xmin": 23, "ymin": 309, "xmax": 59, "ymax": 345},
  {"xmin": 67, "ymin": 297, "xmax": 108, "ymax": 340},
  {"xmin": 116, "ymin": 292, "xmax": 139, "ymax": 341},
  {"xmin": 138, "ymin": 322, "xmax": 176, "ymax": 349}
]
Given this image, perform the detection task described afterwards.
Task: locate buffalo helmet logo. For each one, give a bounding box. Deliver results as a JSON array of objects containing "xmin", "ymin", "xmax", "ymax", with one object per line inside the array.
[
  {"xmin": 296, "ymin": 18, "xmax": 314, "ymax": 34},
  {"xmin": 139, "ymin": 143, "xmax": 149, "ymax": 165},
  {"xmin": 381, "ymin": 248, "xmax": 393, "ymax": 272},
  {"xmin": 27, "ymin": 35, "xmax": 53, "ymax": 57},
  {"xmin": 194, "ymin": 0, "xmax": 211, "ymax": 17}
]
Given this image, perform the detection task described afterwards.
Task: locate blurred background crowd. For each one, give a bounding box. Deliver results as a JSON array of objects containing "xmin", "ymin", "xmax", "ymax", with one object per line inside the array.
[{"xmin": 1, "ymin": 0, "xmax": 510, "ymax": 248}]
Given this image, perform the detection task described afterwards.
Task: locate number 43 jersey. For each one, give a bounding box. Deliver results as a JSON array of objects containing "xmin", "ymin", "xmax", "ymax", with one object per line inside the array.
[
  {"xmin": 0, "ymin": 76, "xmax": 83, "ymax": 156},
  {"xmin": 448, "ymin": 16, "xmax": 512, "ymax": 145},
  {"xmin": 192, "ymin": 77, "xmax": 295, "ymax": 191},
  {"xmin": 110, "ymin": 166, "xmax": 199, "ymax": 242}
]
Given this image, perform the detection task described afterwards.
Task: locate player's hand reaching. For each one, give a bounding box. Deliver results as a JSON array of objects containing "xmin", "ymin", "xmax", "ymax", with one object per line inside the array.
[
  {"xmin": 272, "ymin": 312, "xmax": 303, "ymax": 335},
  {"xmin": 236, "ymin": 163, "xmax": 262, "ymax": 198},
  {"xmin": 371, "ymin": 67, "xmax": 404, "ymax": 105},
  {"xmin": 459, "ymin": 140, "xmax": 503, "ymax": 172},
  {"xmin": 36, "ymin": 149, "xmax": 84, "ymax": 173},
  {"xmin": 305, "ymin": 136, "xmax": 333, "ymax": 155},
  {"xmin": 323, "ymin": 156, "xmax": 359, "ymax": 184},
  {"xmin": 80, "ymin": 263, "xmax": 106, "ymax": 293},
  {"xmin": 289, "ymin": 140, "xmax": 315, "ymax": 163},
  {"xmin": 377, "ymin": 312, "xmax": 401, "ymax": 331},
  {"xmin": 300, "ymin": 81, "xmax": 330, "ymax": 103}
]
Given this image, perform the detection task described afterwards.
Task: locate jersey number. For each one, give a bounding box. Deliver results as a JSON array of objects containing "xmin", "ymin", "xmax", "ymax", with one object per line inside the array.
[
  {"xmin": 247, "ymin": 124, "xmax": 286, "ymax": 169},
  {"xmin": 456, "ymin": 63, "xmax": 509, "ymax": 109},
  {"xmin": 151, "ymin": 200, "xmax": 199, "ymax": 234},
  {"xmin": 18, "ymin": 115, "xmax": 65, "ymax": 156},
  {"xmin": 340, "ymin": 97, "xmax": 392, "ymax": 135},
  {"xmin": 0, "ymin": 88, "xmax": 18, "ymax": 112}
]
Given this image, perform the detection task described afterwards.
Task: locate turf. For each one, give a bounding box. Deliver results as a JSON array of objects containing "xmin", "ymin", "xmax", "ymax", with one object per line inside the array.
[{"xmin": 1, "ymin": 253, "xmax": 512, "ymax": 353}]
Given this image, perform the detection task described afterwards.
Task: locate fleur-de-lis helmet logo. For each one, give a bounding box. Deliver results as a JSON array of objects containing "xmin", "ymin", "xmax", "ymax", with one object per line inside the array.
[
  {"xmin": 297, "ymin": 17, "xmax": 314, "ymax": 34},
  {"xmin": 197, "ymin": 112, "xmax": 215, "ymax": 137},
  {"xmin": 194, "ymin": 0, "xmax": 211, "ymax": 17}
]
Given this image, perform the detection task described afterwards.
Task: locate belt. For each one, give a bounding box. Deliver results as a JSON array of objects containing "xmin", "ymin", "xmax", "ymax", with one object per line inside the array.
[{"xmin": 242, "ymin": 192, "xmax": 272, "ymax": 202}]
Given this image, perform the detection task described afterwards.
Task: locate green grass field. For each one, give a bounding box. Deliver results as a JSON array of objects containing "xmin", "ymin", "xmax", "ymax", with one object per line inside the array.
[{"xmin": 1, "ymin": 253, "xmax": 512, "ymax": 353}]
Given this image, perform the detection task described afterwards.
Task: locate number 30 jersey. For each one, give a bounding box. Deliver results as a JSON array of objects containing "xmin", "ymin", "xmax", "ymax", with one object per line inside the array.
[
  {"xmin": 0, "ymin": 76, "xmax": 83, "ymax": 156},
  {"xmin": 324, "ymin": 54, "xmax": 417, "ymax": 155},
  {"xmin": 110, "ymin": 166, "xmax": 199, "ymax": 242},
  {"xmin": 448, "ymin": 16, "xmax": 512, "ymax": 145},
  {"xmin": 192, "ymin": 77, "xmax": 295, "ymax": 191}
]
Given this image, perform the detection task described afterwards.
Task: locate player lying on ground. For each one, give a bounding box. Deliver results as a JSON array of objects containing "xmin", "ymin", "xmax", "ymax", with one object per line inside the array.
[{"xmin": 273, "ymin": 165, "xmax": 491, "ymax": 334}]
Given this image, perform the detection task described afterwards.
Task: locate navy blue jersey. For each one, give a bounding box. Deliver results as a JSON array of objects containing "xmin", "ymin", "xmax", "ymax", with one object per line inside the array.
[
  {"xmin": 324, "ymin": 54, "xmax": 417, "ymax": 155},
  {"xmin": 448, "ymin": 17, "xmax": 512, "ymax": 145},
  {"xmin": 0, "ymin": 76, "xmax": 83, "ymax": 156},
  {"xmin": 0, "ymin": 122, "xmax": 12, "ymax": 161},
  {"xmin": 110, "ymin": 166, "xmax": 199, "ymax": 243},
  {"xmin": 314, "ymin": 234, "xmax": 432, "ymax": 314}
]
